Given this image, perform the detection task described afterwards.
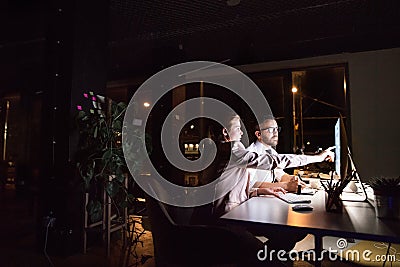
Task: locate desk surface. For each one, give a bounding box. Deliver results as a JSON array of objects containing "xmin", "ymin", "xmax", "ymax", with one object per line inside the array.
[{"xmin": 220, "ymin": 191, "xmax": 400, "ymax": 243}]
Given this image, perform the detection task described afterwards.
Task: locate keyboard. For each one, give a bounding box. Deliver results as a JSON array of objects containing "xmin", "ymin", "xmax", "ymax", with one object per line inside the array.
[{"xmin": 275, "ymin": 192, "xmax": 312, "ymax": 204}]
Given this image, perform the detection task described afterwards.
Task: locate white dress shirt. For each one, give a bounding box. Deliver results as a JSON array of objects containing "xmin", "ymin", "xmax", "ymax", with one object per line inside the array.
[
  {"xmin": 246, "ymin": 140, "xmax": 288, "ymax": 189},
  {"xmin": 213, "ymin": 141, "xmax": 325, "ymax": 216}
]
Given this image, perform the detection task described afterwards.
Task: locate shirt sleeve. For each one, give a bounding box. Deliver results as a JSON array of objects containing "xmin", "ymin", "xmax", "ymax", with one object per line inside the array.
[
  {"xmin": 273, "ymin": 168, "xmax": 287, "ymax": 181},
  {"xmin": 229, "ymin": 141, "xmax": 324, "ymax": 170}
]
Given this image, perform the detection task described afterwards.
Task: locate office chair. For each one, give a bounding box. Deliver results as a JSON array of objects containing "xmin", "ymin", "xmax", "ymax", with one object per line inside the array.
[{"xmin": 146, "ymin": 194, "xmax": 265, "ymax": 267}]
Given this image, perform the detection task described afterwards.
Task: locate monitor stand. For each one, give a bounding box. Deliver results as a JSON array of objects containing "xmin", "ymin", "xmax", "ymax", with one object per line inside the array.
[{"xmin": 340, "ymin": 147, "xmax": 371, "ymax": 205}]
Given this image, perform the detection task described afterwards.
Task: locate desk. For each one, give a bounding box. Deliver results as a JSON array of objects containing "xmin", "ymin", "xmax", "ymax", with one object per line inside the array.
[{"xmin": 220, "ymin": 191, "xmax": 400, "ymax": 265}]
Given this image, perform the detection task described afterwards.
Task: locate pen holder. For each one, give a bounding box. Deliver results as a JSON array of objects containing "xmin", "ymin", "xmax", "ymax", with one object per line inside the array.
[{"xmin": 325, "ymin": 191, "xmax": 343, "ymax": 213}]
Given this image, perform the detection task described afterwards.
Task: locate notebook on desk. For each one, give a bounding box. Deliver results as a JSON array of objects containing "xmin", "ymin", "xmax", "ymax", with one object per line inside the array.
[{"xmin": 300, "ymin": 188, "xmax": 317, "ymax": 195}]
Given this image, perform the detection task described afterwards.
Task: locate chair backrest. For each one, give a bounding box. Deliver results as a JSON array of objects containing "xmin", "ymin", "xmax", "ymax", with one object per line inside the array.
[
  {"xmin": 146, "ymin": 194, "xmax": 236, "ymax": 266},
  {"xmin": 145, "ymin": 195, "xmax": 176, "ymax": 265},
  {"xmin": 146, "ymin": 177, "xmax": 194, "ymax": 225}
]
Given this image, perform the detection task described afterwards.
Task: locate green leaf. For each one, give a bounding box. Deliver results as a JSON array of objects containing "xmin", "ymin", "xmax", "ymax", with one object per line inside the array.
[
  {"xmin": 102, "ymin": 149, "xmax": 112, "ymax": 163},
  {"xmin": 76, "ymin": 110, "xmax": 87, "ymax": 119},
  {"xmin": 120, "ymin": 200, "xmax": 129, "ymax": 208},
  {"xmin": 79, "ymin": 160, "xmax": 95, "ymax": 189},
  {"xmin": 115, "ymin": 168, "xmax": 125, "ymax": 183},
  {"xmin": 127, "ymin": 194, "xmax": 135, "ymax": 201},
  {"xmin": 112, "ymin": 120, "xmax": 122, "ymax": 130},
  {"xmin": 117, "ymin": 102, "xmax": 127, "ymax": 109},
  {"xmin": 87, "ymin": 200, "xmax": 102, "ymax": 223},
  {"xmin": 105, "ymin": 180, "xmax": 119, "ymax": 197}
]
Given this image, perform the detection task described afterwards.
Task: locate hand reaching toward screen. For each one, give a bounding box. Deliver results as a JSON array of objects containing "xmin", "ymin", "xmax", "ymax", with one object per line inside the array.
[{"xmin": 319, "ymin": 146, "xmax": 335, "ymax": 162}]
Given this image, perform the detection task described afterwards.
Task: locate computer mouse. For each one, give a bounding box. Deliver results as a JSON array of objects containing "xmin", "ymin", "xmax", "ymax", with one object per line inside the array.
[{"xmin": 292, "ymin": 204, "xmax": 313, "ymax": 211}]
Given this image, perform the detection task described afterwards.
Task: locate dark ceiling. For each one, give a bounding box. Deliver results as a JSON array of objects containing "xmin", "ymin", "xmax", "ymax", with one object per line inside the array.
[
  {"xmin": 107, "ymin": 0, "xmax": 400, "ymax": 76},
  {"xmin": 110, "ymin": 0, "xmax": 397, "ymax": 42},
  {"xmin": 2, "ymin": 0, "xmax": 400, "ymax": 85}
]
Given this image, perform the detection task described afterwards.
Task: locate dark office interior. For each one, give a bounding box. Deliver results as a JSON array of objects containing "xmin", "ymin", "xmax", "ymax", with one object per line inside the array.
[{"xmin": 1, "ymin": 0, "xmax": 400, "ymax": 266}]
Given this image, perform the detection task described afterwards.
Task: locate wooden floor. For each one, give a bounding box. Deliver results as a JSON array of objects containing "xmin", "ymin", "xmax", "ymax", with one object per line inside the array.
[{"xmin": 0, "ymin": 184, "xmax": 155, "ymax": 267}]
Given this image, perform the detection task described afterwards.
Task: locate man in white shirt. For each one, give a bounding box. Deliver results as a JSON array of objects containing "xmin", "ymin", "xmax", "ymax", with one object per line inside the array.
[
  {"xmin": 247, "ymin": 117, "xmax": 305, "ymax": 192},
  {"xmin": 245, "ymin": 116, "xmax": 315, "ymax": 255}
]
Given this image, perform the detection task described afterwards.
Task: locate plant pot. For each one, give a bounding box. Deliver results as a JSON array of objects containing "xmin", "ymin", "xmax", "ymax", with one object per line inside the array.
[{"xmin": 374, "ymin": 194, "xmax": 400, "ymax": 219}]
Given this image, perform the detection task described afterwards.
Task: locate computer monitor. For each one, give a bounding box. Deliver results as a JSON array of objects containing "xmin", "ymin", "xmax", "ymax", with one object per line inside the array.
[
  {"xmin": 334, "ymin": 115, "xmax": 370, "ymax": 203},
  {"xmin": 334, "ymin": 115, "xmax": 349, "ymax": 181}
]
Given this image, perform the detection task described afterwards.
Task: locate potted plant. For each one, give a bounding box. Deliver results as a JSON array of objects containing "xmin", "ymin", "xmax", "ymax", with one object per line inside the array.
[
  {"xmin": 75, "ymin": 92, "xmax": 152, "ymax": 264},
  {"xmin": 369, "ymin": 176, "xmax": 400, "ymax": 219},
  {"xmin": 75, "ymin": 93, "xmax": 130, "ymax": 222}
]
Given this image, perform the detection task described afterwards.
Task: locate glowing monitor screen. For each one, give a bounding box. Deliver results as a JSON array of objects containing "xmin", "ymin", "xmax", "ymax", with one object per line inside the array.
[
  {"xmin": 334, "ymin": 116, "xmax": 349, "ymax": 180},
  {"xmin": 334, "ymin": 119, "xmax": 340, "ymax": 177}
]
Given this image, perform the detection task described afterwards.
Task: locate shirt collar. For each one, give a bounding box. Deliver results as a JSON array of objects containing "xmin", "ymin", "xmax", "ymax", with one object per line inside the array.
[{"xmin": 254, "ymin": 140, "xmax": 277, "ymax": 155}]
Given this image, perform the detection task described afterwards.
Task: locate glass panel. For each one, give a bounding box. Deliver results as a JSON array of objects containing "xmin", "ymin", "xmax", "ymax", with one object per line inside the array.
[{"xmin": 294, "ymin": 65, "xmax": 347, "ymax": 153}]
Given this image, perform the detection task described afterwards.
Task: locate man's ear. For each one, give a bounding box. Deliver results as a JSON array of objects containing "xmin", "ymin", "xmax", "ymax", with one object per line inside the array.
[{"xmin": 255, "ymin": 131, "xmax": 261, "ymax": 138}]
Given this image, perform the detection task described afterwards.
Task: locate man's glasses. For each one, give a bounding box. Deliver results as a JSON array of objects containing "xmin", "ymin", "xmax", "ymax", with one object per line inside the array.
[{"xmin": 260, "ymin": 126, "xmax": 281, "ymax": 133}]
